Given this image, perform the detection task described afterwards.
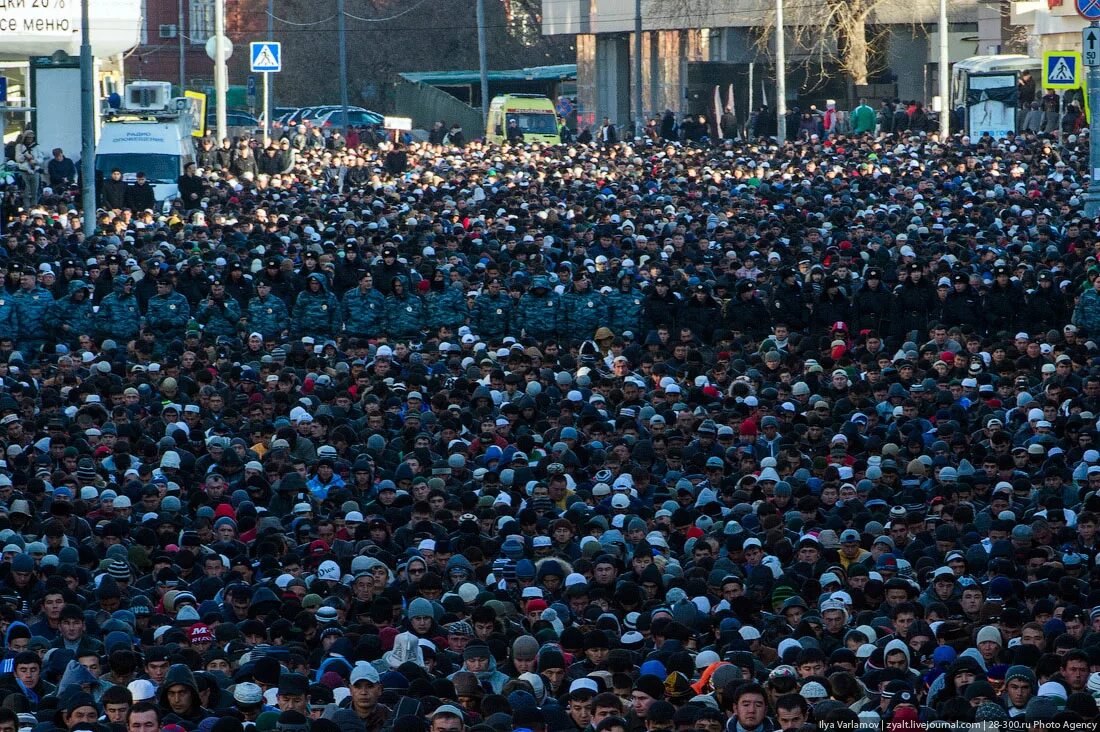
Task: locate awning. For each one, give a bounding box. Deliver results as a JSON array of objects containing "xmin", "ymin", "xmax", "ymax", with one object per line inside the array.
[{"xmin": 399, "ymin": 64, "xmax": 576, "ymax": 86}]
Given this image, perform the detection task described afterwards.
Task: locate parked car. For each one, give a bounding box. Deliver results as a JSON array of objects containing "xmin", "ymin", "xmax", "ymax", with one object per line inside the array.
[
  {"xmin": 313, "ymin": 108, "xmax": 384, "ymax": 128},
  {"xmin": 206, "ymin": 110, "xmax": 261, "ymax": 140},
  {"xmin": 281, "ymin": 106, "xmax": 320, "ymax": 128},
  {"xmin": 264, "ymin": 106, "xmax": 299, "ymax": 129}
]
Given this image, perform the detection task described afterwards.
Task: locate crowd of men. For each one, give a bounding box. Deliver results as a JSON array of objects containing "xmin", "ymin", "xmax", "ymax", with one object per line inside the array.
[{"xmin": 0, "ymin": 115, "xmax": 1095, "ymax": 732}]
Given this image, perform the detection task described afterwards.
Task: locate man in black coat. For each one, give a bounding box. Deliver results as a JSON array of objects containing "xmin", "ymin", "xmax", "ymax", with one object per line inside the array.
[
  {"xmin": 727, "ymin": 281, "xmax": 771, "ymax": 340},
  {"xmin": 177, "ymin": 163, "xmax": 204, "ymax": 210},
  {"xmin": 100, "ymin": 168, "xmax": 128, "ymax": 210},
  {"xmin": 944, "ymin": 272, "xmax": 984, "ymax": 331},
  {"xmin": 124, "ymin": 172, "xmax": 156, "ymax": 211},
  {"xmin": 771, "ymin": 268, "xmax": 807, "ymax": 331},
  {"xmin": 643, "ymin": 277, "xmax": 680, "ymax": 334},
  {"xmin": 679, "ymin": 285, "xmax": 723, "ymax": 342},
  {"xmin": 1030, "ymin": 270, "xmax": 1067, "ymax": 333},
  {"xmin": 852, "ymin": 267, "xmax": 892, "ymax": 334},
  {"xmin": 891, "ymin": 263, "xmax": 933, "ymax": 342},
  {"xmin": 195, "ymin": 137, "xmax": 218, "ymax": 169},
  {"xmin": 811, "ymin": 276, "xmax": 851, "ymax": 334},
  {"xmin": 384, "ymin": 144, "xmax": 408, "ymax": 175},
  {"xmin": 984, "ymin": 265, "xmax": 1024, "ymax": 336}
]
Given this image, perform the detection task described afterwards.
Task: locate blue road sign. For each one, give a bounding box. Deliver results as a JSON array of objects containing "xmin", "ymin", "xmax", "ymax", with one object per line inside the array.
[
  {"xmin": 249, "ymin": 42, "xmax": 281, "ymax": 73},
  {"xmin": 1045, "ymin": 52, "xmax": 1079, "ymax": 89},
  {"xmin": 1078, "ymin": 0, "xmax": 1100, "ymax": 21}
]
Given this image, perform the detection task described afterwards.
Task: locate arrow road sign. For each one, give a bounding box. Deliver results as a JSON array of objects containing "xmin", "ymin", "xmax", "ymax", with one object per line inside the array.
[
  {"xmin": 249, "ymin": 42, "xmax": 281, "ymax": 73},
  {"xmin": 1087, "ymin": 27, "xmax": 1100, "ymax": 67}
]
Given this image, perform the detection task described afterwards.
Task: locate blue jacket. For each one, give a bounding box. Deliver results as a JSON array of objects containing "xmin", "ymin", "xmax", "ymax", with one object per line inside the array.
[
  {"xmin": 425, "ymin": 283, "xmax": 469, "ymax": 331},
  {"xmin": 341, "ymin": 285, "xmax": 387, "ymax": 335},
  {"xmin": 145, "ymin": 290, "xmax": 191, "ymax": 334},
  {"xmin": 45, "ymin": 280, "xmax": 95, "ymax": 344},
  {"xmin": 246, "ymin": 293, "xmax": 289, "ymax": 339},
  {"xmin": 1073, "ymin": 287, "xmax": 1100, "ymax": 335},
  {"xmin": 291, "ymin": 274, "xmax": 342, "ymax": 337},
  {"xmin": 516, "ymin": 277, "xmax": 560, "ymax": 340},
  {"xmin": 13, "ymin": 284, "xmax": 54, "ymax": 344},
  {"xmin": 196, "ymin": 295, "xmax": 243, "ymax": 339},
  {"xmin": 0, "ymin": 292, "xmax": 20, "ymax": 343},
  {"xmin": 384, "ymin": 290, "xmax": 425, "ymax": 339},
  {"xmin": 473, "ymin": 291, "xmax": 515, "ymax": 340},
  {"xmin": 96, "ymin": 275, "xmax": 142, "ymax": 341}
]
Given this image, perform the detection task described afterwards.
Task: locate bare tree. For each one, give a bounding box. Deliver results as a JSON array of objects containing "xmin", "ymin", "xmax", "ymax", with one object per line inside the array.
[
  {"xmin": 754, "ymin": 0, "xmax": 893, "ymax": 86},
  {"xmin": 651, "ymin": 0, "xmax": 898, "ymax": 86},
  {"xmin": 270, "ymin": 0, "xmax": 572, "ymax": 107}
]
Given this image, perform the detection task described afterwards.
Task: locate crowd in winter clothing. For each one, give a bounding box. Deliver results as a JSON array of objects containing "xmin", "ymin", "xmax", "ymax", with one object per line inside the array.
[{"xmin": 0, "ymin": 118, "xmax": 1095, "ymax": 732}]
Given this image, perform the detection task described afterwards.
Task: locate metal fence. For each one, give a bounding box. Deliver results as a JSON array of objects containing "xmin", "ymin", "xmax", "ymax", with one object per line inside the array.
[{"xmin": 394, "ymin": 80, "xmax": 485, "ymax": 137}]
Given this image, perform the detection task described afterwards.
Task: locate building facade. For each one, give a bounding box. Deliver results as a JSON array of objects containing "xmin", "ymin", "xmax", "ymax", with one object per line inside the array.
[
  {"xmin": 125, "ymin": 0, "xmax": 265, "ymax": 87},
  {"xmin": 543, "ymin": 0, "xmax": 1004, "ymax": 132}
]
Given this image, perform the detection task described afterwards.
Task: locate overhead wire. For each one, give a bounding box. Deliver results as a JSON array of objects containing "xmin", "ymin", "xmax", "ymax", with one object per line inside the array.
[
  {"xmin": 339, "ymin": 0, "xmax": 435, "ymax": 23},
  {"xmin": 265, "ymin": 13, "xmax": 337, "ymax": 26}
]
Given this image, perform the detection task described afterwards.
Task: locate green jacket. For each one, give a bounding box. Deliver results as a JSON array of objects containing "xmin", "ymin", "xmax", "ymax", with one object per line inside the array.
[
  {"xmin": 851, "ymin": 104, "xmax": 876, "ymax": 134},
  {"xmin": 45, "ymin": 280, "xmax": 95, "ymax": 344}
]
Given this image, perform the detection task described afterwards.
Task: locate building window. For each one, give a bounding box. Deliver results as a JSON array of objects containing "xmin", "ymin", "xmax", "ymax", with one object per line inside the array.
[{"xmin": 190, "ymin": 0, "xmax": 215, "ymax": 44}]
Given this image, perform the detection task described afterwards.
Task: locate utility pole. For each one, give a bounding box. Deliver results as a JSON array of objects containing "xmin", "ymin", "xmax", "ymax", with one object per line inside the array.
[
  {"xmin": 80, "ymin": 0, "xmax": 95, "ymax": 235},
  {"xmin": 337, "ymin": 0, "xmax": 349, "ymax": 132},
  {"xmin": 477, "ymin": 0, "xmax": 489, "ymax": 127},
  {"xmin": 634, "ymin": 0, "xmax": 643, "ymax": 138},
  {"xmin": 775, "ymin": 0, "xmax": 786, "ymax": 143},
  {"xmin": 178, "ymin": 0, "xmax": 186, "ymax": 91},
  {"xmin": 1086, "ymin": 21, "xmax": 1100, "ymax": 217},
  {"xmin": 214, "ymin": 0, "xmax": 227, "ymax": 142},
  {"xmin": 938, "ymin": 0, "xmax": 949, "ymax": 138},
  {"xmin": 267, "ymin": 0, "xmax": 274, "ymax": 130}
]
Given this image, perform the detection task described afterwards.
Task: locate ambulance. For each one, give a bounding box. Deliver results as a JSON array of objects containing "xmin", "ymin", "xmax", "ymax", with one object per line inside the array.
[{"xmin": 485, "ymin": 94, "xmax": 561, "ymax": 144}]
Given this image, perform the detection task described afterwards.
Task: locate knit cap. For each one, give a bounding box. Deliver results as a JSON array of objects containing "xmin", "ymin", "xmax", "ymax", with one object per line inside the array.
[
  {"xmin": 407, "ymin": 597, "xmax": 434, "ymax": 619},
  {"xmin": 974, "ymin": 702, "xmax": 1008, "ymax": 722},
  {"xmin": 1005, "ymin": 665, "xmax": 1035, "ymax": 687},
  {"xmin": 512, "ymin": 635, "xmax": 539, "ymax": 661},
  {"xmin": 976, "ymin": 625, "xmax": 1002, "ymax": 646}
]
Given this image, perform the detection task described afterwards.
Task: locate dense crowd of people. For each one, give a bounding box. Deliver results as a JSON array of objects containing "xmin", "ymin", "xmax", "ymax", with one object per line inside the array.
[{"xmin": 0, "ymin": 117, "xmax": 1096, "ymax": 732}]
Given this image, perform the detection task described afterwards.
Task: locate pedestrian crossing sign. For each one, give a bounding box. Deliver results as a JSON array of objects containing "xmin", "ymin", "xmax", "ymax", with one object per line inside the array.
[
  {"xmin": 250, "ymin": 42, "xmax": 281, "ymax": 73},
  {"xmin": 1044, "ymin": 51, "xmax": 1080, "ymax": 89}
]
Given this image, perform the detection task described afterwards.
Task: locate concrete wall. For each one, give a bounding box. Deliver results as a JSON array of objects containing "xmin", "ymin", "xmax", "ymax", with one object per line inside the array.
[
  {"xmin": 711, "ymin": 27, "xmax": 759, "ymax": 65},
  {"xmin": 887, "ymin": 27, "xmax": 931, "ymax": 101},
  {"xmin": 595, "ymin": 34, "xmax": 631, "ymax": 129},
  {"xmin": 569, "ymin": 18, "xmax": 983, "ymax": 127},
  {"xmin": 977, "ymin": 0, "xmax": 1006, "ymax": 55},
  {"xmin": 576, "ymin": 34, "xmax": 598, "ymax": 129}
]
